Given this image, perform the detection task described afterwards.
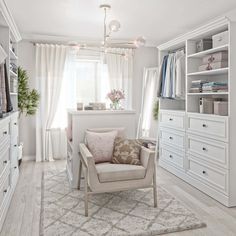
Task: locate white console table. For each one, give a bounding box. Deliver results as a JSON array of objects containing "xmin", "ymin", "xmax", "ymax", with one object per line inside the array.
[{"xmin": 66, "ymin": 110, "xmax": 136, "ymax": 188}]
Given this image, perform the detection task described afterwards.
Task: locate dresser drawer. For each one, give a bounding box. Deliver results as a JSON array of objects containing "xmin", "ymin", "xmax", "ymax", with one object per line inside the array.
[
  {"xmin": 187, "ymin": 135, "xmax": 228, "ymax": 168},
  {"xmin": 160, "ymin": 145, "xmax": 184, "ymax": 169},
  {"xmin": 160, "ymin": 110, "xmax": 185, "ymax": 130},
  {"xmin": 0, "ymin": 173, "xmax": 11, "ymax": 209},
  {"xmin": 187, "ymin": 113, "xmax": 228, "ymax": 141},
  {"xmin": 188, "ymin": 158, "xmax": 228, "ymax": 194},
  {"xmin": 160, "ymin": 128, "xmax": 185, "ymax": 150},
  {"xmin": 0, "ymin": 119, "xmax": 10, "ymax": 147},
  {"xmin": 10, "ymin": 114, "xmax": 18, "ymax": 139},
  {"xmin": 0, "ymin": 144, "xmax": 10, "ymax": 178}
]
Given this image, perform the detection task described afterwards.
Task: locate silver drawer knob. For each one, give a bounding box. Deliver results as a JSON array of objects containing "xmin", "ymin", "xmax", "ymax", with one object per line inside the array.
[
  {"xmin": 202, "ymin": 124, "xmax": 207, "ymax": 128},
  {"xmin": 3, "ymin": 160, "xmax": 7, "ymax": 164},
  {"xmin": 169, "ymin": 155, "xmax": 173, "ymax": 159},
  {"xmin": 202, "ymin": 170, "xmax": 207, "ymax": 174},
  {"xmin": 202, "ymin": 147, "xmax": 207, "ymax": 151},
  {"xmin": 3, "ymin": 131, "xmax": 7, "ymax": 135},
  {"xmin": 169, "ymin": 118, "xmax": 173, "ymax": 121},
  {"xmin": 169, "ymin": 137, "xmax": 173, "ymax": 140}
]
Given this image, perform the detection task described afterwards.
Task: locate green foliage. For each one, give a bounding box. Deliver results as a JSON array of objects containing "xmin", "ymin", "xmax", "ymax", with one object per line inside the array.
[
  {"xmin": 18, "ymin": 67, "xmax": 40, "ymax": 116},
  {"xmin": 153, "ymin": 100, "xmax": 159, "ymax": 120}
]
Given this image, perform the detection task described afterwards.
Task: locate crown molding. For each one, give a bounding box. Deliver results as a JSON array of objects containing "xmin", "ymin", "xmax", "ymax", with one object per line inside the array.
[
  {"xmin": 158, "ymin": 16, "xmax": 229, "ymax": 51},
  {"xmin": 0, "ymin": 0, "xmax": 21, "ymax": 41}
]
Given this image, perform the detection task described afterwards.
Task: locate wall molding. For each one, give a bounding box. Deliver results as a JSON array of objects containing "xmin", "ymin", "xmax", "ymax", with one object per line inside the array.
[
  {"xmin": 22, "ymin": 155, "xmax": 35, "ymax": 161},
  {"xmin": 0, "ymin": 0, "xmax": 21, "ymax": 41}
]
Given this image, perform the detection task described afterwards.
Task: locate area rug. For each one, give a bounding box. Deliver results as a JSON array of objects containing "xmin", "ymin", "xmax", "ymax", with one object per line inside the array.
[{"xmin": 40, "ymin": 169, "xmax": 206, "ymax": 236}]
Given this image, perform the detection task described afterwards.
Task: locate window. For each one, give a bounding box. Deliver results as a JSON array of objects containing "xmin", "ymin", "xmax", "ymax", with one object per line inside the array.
[
  {"xmin": 52, "ymin": 48, "xmax": 133, "ymax": 129},
  {"xmin": 76, "ymin": 59, "xmax": 110, "ymax": 107}
]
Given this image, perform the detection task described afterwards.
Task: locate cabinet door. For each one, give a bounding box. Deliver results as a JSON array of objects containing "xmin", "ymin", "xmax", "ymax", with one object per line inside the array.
[
  {"xmin": 0, "ymin": 120, "xmax": 10, "ymax": 147},
  {"xmin": 187, "ymin": 113, "xmax": 228, "ymax": 141},
  {"xmin": 160, "ymin": 111, "xmax": 185, "ymax": 130}
]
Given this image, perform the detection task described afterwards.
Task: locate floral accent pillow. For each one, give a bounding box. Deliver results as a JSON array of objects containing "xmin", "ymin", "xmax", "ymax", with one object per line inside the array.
[
  {"xmin": 86, "ymin": 130, "xmax": 118, "ymax": 163},
  {"xmin": 112, "ymin": 138, "xmax": 142, "ymax": 165}
]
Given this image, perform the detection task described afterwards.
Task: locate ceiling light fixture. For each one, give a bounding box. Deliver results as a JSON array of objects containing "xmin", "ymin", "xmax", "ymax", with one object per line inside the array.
[{"xmin": 69, "ymin": 4, "xmax": 146, "ymax": 57}]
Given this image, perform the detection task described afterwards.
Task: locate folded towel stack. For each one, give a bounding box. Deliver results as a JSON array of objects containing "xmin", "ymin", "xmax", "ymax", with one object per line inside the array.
[
  {"xmin": 189, "ymin": 80, "xmax": 206, "ymax": 93},
  {"xmin": 202, "ymin": 82, "xmax": 228, "ymax": 92}
]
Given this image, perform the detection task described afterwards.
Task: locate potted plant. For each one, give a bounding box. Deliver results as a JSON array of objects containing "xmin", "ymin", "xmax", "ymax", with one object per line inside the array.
[
  {"xmin": 153, "ymin": 100, "xmax": 159, "ymax": 120},
  {"xmin": 18, "ymin": 67, "xmax": 40, "ymax": 163}
]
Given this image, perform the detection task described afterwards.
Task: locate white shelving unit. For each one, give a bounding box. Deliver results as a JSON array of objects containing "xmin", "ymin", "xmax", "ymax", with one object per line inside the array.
[
  {"xmin": 158, "ymin": 17, "xmax": 236, "ymax": 207},
  {"xmin": 187, "ymin": 44, "xmax": 228, "ymax": 58},
  {"xmin": 187, "ymin": 67, "xmax": 228, "ymax": 76},
  {"xmin": 0, "ymin": 0, "xmax": 21, "ymax": 231}
]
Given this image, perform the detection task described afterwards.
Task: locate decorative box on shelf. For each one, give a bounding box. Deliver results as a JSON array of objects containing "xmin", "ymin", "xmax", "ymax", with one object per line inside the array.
[{"xmin": 212, "ymin": 31, "xmax": 228, "ymax": 48}]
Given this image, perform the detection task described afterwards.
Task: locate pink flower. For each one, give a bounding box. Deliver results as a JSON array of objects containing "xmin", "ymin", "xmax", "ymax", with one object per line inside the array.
[{"xmin": 107, "ymin": 89, "xmax": 125, "ymax": 103}]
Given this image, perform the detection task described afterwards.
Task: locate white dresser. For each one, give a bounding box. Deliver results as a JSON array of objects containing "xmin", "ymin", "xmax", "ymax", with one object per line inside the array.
[
  {"xmin": 0, "ymin": 0, "xmax": 21, "ymax": 230},
  {"xmin": 158, "ymin": 17, "xmax": 236, "ymax": 207},
  {"xmin": 0, "ymin": 112, "xmax": 19, "ymax": 230},
  {"xmin": 159, "ymin": 110, "xmax": 186, "ymax": 172}
]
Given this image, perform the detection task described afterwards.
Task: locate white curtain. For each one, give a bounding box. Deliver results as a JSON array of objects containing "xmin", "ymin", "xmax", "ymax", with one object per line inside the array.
[
  {"xmin": 140, "ymin": 68, "xmax": 159, "ymax": 138},
  {"xmin": 106, "ymin": 48, "xmax": 133, "ymax": 109},
  {"xmin": 49, "ymin": 48, "xmax": 78, "ymax": 160},
  {"xmin": 35, "ymin": 44, "xmax": 67, "ymax": 162}
]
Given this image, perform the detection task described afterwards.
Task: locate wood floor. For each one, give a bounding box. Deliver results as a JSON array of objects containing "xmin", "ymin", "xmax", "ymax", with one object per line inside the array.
[{"xmin": 1, "ymin": 160, "xmax": 236, "ymax": 236}]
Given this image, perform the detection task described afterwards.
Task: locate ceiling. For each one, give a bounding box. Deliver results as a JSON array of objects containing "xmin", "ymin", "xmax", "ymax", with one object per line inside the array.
[{"xmin": 5, "ymin": 0, "xmax": 236, "ymax": 46}]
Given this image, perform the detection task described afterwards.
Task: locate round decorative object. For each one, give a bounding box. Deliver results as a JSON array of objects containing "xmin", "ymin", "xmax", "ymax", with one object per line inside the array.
[
  {"xmin": 109, "ymin": 20, "xmax": 121, "ymax": 32},
  {"xmin": 134, "ymin": 36, "xmax": 146, "ymax": 48}
]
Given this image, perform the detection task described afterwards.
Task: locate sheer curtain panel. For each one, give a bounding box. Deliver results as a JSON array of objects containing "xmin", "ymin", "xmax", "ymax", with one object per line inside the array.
[
  {"xmin": 106, "ymin": 48, "xmax": 133, "ymax": 109},
  {"xmin": 35, "ymin": 44, "xmax": 67, "ymax": 162}
]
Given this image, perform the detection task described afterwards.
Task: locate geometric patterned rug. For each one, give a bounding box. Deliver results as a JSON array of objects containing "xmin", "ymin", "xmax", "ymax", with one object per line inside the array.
[{"xmin": 40, "ymin": 169, "xmax": 206, "ymax": 236}]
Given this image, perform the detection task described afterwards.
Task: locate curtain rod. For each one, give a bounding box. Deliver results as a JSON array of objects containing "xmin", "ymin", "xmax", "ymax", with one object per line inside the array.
[
  {"xmin": 30, "ymin": 41, "xmax": 69, "ymax": 46},
  {"xmin": 30, "ymin": 41, "xmax": 136, "ymax": 49}
]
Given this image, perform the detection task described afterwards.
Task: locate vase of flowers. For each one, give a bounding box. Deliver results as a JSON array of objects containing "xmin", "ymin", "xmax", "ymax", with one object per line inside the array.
[{"xmin": 107, "ymin": 89, "xmax": 125, "ymax": 110}]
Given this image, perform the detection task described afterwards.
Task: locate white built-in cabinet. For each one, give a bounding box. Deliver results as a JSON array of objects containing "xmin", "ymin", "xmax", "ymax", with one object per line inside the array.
[
  {"xmin": 158, "ymin": 17, "xmax": 236, "ymax": 207},
  {"xmin": 0, "ymin": 0, "xmax": 21, "ymax": 231}
]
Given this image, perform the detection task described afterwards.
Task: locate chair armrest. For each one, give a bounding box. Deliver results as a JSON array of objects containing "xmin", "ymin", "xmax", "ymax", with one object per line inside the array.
[
  {"xmin": 79, "ymin": 143, "xmax": 94, "ymax": 169},
  {"xmin": 140, "ymin": 146, "xmax": 155, "ymax": 169},
  {"xmin": 79, "ymin": 143, "xmax": 100, "ymax": 190}
]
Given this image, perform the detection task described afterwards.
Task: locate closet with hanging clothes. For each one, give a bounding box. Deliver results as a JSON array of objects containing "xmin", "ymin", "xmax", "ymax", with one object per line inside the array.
[
  {"xmin": 158, "ymin": 49, "xmax": 186, "ymax": 100},
  {"xmin": 158, "ymin": 16, "xmax": 236, "ymax": 207}
]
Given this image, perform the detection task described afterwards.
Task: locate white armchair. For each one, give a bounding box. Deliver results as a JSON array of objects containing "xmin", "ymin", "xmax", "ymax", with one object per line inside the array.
[{"xmin": 78, "ymin": 129, "xmax": 157, "ymax": 217}]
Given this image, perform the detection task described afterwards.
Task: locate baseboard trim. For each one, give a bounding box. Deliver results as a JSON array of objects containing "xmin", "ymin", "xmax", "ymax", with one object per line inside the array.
[{"xmin": 22, "ymin": 155, "xmax": 35, "ymax": 161}]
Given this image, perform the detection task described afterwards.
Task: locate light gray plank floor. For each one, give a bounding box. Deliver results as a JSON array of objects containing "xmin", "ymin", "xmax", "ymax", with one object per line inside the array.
[{"xmin": 1, "ymin": 160, "xmax": 236, "ymax": 236}]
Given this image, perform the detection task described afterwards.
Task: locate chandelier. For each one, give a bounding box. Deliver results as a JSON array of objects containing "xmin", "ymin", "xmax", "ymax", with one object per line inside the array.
[
  {"xmin": 70, "ymin": 4, "xmax": 146, "ymax": 57},
  {"xmin": 99, "ymin": 4, "xmax": 146, "ymax": 49}
]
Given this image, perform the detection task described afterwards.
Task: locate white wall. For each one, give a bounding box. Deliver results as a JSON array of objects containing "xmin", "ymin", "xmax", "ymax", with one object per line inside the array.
[
  {"xmin": 18, "ymin": 41, "xmax": 158, "ymax": 160},
  {"xmin": 18, "ymin": 41, "xmax": 36, "ymax": 161}
]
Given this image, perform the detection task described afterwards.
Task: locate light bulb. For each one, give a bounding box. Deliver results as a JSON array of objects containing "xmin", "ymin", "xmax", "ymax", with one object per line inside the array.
[
  {"xmin": 109, "ymin": 20, "xmax": 121, "ymax": 32},
  {"xmin": 134, "ymin": 36, "xmax": 146, "ymax": 48}
]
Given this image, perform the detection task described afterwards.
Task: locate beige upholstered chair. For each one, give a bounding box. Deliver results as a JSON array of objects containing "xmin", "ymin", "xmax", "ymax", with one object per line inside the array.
[{"xmin": 78, "ymin": 128, "xmax": 157, "ymax": 216}]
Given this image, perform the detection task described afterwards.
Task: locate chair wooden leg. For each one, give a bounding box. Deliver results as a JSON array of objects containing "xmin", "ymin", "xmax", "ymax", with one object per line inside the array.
[
  {"xmin": 84, "ymin": 172, "xmax": 89, "ymax": 217},
  {"xmin": 78, "ymin": 159, "xmax": 82, "ymax": 190},
  {"xmin": 153, "ymin": 168, "xmax": 157, "ymax": 208}
]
